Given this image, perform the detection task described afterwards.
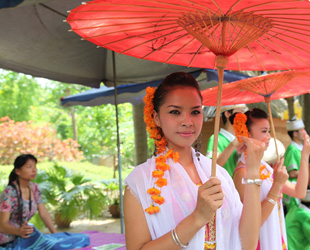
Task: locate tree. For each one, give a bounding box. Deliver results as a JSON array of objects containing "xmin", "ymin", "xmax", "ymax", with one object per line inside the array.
[{"xmin": 0, "ymin": 70, "xmax": 40, "ymax": 121}]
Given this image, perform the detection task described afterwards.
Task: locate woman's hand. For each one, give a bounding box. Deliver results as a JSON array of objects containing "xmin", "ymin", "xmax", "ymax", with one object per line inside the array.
[
  {"xmin": 19, "ymin": 221, "xmax": 34, "ymax": 238},
  {"xmin": 239, "ymin": 136, "xmax": 266, "ymax": 178},
  {"xmin": 272, "ymin": 158, "xmax": 288, "ymax": 191},
  {"xmin": 194, "ymin": 177, "xmax": 223, "ymax": 225},
  {"xmin": 302, "ymin": 130, "xmax": 310, "ymax": 155}
]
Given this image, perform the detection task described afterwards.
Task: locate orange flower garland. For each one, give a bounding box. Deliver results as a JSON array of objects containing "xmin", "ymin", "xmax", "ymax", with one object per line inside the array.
[
  {"xmin": 233, "ymin": 113, "xmax": 249, "ymax": 142},
  {"xmin": 143, "ymin": 87, "xmax": 180, "ymax": 214},
  {"xmin": 233, "ymin": 112, "xmax": 271, "ymax": 180}
]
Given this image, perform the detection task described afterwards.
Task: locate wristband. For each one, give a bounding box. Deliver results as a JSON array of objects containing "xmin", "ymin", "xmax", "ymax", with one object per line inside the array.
[
  {"xmin": 266, "ymin": 197, "xmax": 277, "ymax": 205},
  {"xmin": 241, "ymin": 178, "xmax": 262, "ymax": 186},
  {"xmin": 172, "ymin": 228, "xmax": 189, "ymax": 247},
  {"xmin": 268, "ymin": 192, "xmax": 279, "ymax": 198}
]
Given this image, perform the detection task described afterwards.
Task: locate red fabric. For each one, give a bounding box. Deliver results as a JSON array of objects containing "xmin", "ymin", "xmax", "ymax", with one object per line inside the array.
[
  {"xmin": 67, "ymin": 0, "xmax": 310, "ymax": 71},
  {"xmin": 201, "ymin": 70, "xmax": 310, "ymax": 106}
]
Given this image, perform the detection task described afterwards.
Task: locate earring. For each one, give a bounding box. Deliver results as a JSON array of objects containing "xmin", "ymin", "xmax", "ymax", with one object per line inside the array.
[{"xmin": 194, "ymin": 133, "xmax": 202, "ymax": 161}]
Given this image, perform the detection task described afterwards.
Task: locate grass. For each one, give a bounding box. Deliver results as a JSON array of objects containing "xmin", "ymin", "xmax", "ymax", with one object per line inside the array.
[{"xmin": 0, "ymin": 160, "xmax": 133, "ymax": 189}]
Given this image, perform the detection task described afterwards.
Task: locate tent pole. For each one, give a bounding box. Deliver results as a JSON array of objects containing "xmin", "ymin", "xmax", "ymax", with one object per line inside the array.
[{"xmin": 112, "ymin": 51, "xmax": 124, "ymax": 234}]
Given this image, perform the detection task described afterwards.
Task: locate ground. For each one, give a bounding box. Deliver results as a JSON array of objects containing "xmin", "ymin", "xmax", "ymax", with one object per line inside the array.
[
  {"xmin": 42, "ymin": 213, "xmax": 122, "ymax": 234},
  {"xmin": 60, "ymin": 217, "xmax": 122, "ymax": 234}
]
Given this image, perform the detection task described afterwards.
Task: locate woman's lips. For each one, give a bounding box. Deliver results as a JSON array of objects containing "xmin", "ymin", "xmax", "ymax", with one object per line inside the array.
[{"xmin": 177, "ymin": 131, "xmax": 194, "ymax": 137}]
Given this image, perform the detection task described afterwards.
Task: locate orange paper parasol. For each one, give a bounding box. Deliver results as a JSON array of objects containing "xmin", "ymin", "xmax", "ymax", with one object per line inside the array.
[
  {"xmin": 202, "ymin": 69, "xmax": 310, "ymax": 160},
  {"xmin": 67, "ymin": 0, "xmax": 310, "ymax": 176}
]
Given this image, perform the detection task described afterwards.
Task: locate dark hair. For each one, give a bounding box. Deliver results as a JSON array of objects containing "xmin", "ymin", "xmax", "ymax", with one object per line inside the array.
[
  {"xmin": 287, "ymin": 130, "xmax": 298, "ymax": 140},
  {"xmin": 222, "ymin": 109, "xmax": 234, "ymax": 125},
  {"xmin": 8, "ymin": 154, "xmax": 37, "ymax": 185},
  {"xmin": 230, "ymin": 108, "xmax": 268, "ymax": 132},
  {"xmin": 244, "ymin": 108, "xmax": 268, "ymax": 132},
  {"xmin": 153, "ymin": 72, "xmax": 202, "ymax": 113}
]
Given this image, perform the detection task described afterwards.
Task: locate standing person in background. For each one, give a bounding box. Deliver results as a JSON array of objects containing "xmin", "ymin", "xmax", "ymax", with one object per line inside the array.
[
  {"xmin": 0, "ymin": 154, "xmax": 56, "ymax": 247},
  {"xmin": 206, "ymin": 104, "xmax": 246, "ymax": 176},
  {"xmin": 232, "ymin": 108, "xmax": 310, "ymax": 250},
  {"xmin": 283, "ymin": 117, "xmax": 307, "ymax": 211},
  {"xmin": 124, "ymin": 72, "xmax": 264, "ymax": 250}
]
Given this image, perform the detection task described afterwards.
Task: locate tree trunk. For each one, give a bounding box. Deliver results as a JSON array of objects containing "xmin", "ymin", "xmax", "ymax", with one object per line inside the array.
[
  {"xmin": 302, "ymin": 93, "xmax": 310, "ymax": 135},
  {"xmin": 132, "ymin": 103, "xmax": 148, "ymax": 166},
  {"xmin": 285, "ymin": 97, "xmax": 295, "ymax": 121},
  {"xmin": 70, "ymin": 107, "xmax": 77, "ymax": 140},
  {"xmin": 65, "ymin": 89, "xmax": 77, "ymax": 141}
]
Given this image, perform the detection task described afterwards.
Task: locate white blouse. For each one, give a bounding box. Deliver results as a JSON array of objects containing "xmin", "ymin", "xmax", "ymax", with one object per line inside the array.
[
  {"xmin": 125, "ymin": 148, "xmax": 243, "ymax": 249},
  {"xmin": 238, "ymin": 154, "xmax": 287, "ymax": 250}
]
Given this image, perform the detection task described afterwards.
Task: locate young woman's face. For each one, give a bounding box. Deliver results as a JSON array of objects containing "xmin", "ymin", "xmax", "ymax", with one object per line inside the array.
[
  {"xmin": 153, "ymin": 87, "xmax": 203, "ymax": 152},
  {"xmin": 249, "ymin": 118, "xmax": 271, "ymax": 150},
  {"xmin": 15, "ymin": 159, "xmax": 37, "ymax": 181}
]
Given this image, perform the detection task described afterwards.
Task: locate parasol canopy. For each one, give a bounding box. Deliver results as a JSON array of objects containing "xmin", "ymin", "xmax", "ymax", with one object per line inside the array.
[
  {"xmin": 202, "ymin": 70, "xmax": 310, "ymax": 106},
  {"xmin": 67, "ymin": 0, "xmax": 310, "ymax": 71},
  {"xmin": 0, "ymin": 0, "xmax": 201, "ymax": 88},
  {"xmin": 201, "ymin": 69, "xmax": 310, "ymax": 160},
  {"xmin": 67, "ymin": 0, "xmax": 310, "ymax": 176}
]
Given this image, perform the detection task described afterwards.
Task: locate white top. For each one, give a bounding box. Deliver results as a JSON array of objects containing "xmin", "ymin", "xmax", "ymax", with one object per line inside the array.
[
  {"xmin": 219, "ymin": 128, "xmax": 236, "ymax": 142},
  {"xmin": 291, "ymin": 141, "xmax": 303, "ymax": 151},
  {"xmin": 125, "ymin": 148, "xmax": 243, "ymax": 249},
  {"xmin": 238, "ymin": 154, "xmax": 287, "ymax": 250}
]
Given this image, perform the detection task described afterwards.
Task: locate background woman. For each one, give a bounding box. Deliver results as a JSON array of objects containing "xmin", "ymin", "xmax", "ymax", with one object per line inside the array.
[
  {"xmin": 0, "ymin": 154, "xmax": 56, "ymax": 247},
  {"xmin": 124, "ymin": 72, "xmax": 265, "ymax": 250},
  {"xmin": 232, "ymin": 108, "xmax": 310, "ymax": 250}
]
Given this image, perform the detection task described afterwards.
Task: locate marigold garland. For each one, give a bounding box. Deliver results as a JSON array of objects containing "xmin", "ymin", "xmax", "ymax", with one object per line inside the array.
[
  {"xmin": 233, "ymin": 113, "xmax": 249, "ymax": 142},
  {"xmin": 233, "ymin": 112, "xmax": 271, "ymax": 180},
  {"xmin": 143, "ymin": 87, "xmax": 180, "ymax": 215}
]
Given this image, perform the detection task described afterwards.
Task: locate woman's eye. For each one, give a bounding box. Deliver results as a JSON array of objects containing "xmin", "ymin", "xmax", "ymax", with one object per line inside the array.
[
  {"xmin": 169, "ymin": 110, "xmax": 180, "ymax": 114},
  {"xmin": 192, "ymin": 110, "xmax": 201, "ymax": 115}
]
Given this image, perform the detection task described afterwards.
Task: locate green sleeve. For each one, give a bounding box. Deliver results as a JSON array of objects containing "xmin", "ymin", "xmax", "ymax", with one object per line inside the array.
[
  {"xmin": 301, "ymin": 212, "xmax": 310, "ymax": 236},
  {"xmin": 284, "ymin": 147, "xmax": 299, "ymax": 172},
  {"xmin": 206, "ymin": 135, "xmax": 214, "ymax": 158}
]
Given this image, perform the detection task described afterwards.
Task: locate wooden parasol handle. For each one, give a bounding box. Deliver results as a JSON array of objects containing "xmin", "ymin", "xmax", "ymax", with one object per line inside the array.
[
  {"xmin": 211, "ymin": 56, "xmax": 228, "ymax": 177},
  {"xmin": 265, "ymin": 96, "xmax": 280, "ymax": 161}
]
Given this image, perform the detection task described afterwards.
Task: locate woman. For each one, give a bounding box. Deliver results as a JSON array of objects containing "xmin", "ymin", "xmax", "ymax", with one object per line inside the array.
[
  {"xmin": 0, "ymin": 154, "xmax": 57, "ymax": 247},
  {"xmin": 124, "ymin": 72, "xmax": 266, "ymax": 250},
  {"xmin": 232, "ymin": 108, "xmax": 310, "ymax": 250}
]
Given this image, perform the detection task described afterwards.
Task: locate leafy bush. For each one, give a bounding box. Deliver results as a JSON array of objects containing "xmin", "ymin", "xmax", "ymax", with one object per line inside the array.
[
  {"xmin": 0, "ymin": 117, "xmax": 83, "ymax": 165},
  {"xmin": 35, "ymin": 163, "xmax": 106, "ymax": 223}
]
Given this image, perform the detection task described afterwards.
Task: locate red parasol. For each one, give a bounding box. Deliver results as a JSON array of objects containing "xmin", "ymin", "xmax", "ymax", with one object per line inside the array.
[
  {"xmin": 201, "ymin": 69, "xmax": 310, "ymax": 160},
  {"xmin": 67, "ymin": 0, "xmax": 310, "ymax": 176}
]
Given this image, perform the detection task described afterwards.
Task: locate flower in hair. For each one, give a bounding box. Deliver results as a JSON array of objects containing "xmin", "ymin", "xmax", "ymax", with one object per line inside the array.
[
  {"xmin": 233, "ymin": 113, "xmax": 249, "ymax": 142},
  {"xmin": 143, "ymin": 87, "xmax": 179, "ymax": 215}
]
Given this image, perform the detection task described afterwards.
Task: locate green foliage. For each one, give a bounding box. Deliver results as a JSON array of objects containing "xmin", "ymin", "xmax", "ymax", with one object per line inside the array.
[
  {"xmin": 34, "ymin": 163, "xmax": 107, "ymax": 222},
  {"xmin": 0, "ymin": 71, "xmax": 40, "ymax": 121},
  {"xmin": 100, "ymin": 179, "xmax": 124, "ymax": 205},
  {"xmin": 0, "ymin": 69, "xmax": 149, "ymax": 169},
  {"xmin": 29, "ymin": 213, "xmax": 45, "ymax": 230}
]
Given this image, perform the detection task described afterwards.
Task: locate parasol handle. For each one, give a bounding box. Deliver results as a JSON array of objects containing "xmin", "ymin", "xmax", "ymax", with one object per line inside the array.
[
  {"xmin": 211, "ymin": 56, "xmax": 228, "ymax": 177},
  {"xmin": 265, "ymin": 97, "xmax": 280, "ymax": 161}
]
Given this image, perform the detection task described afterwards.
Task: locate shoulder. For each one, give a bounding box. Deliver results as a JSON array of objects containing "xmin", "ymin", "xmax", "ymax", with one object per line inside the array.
[
  {"xmin": 0, "ymin": 185, "xmax": 16, "ymax": 198},
  {"xmin": 30, "ymin": 182, "xmax": 40, "ymax": 192},
  {"xmin": 125, "ymin": 158, "xmax": 154, "ymax": 184}
]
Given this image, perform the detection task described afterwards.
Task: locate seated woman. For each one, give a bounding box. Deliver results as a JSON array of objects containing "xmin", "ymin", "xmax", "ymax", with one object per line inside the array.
[
  {"xmin": 0, "ymin": 154, "xmax": 89, "ymax": 249},
  {"xmin": 0, "ymin": 154, "xmax": 56, "ymax": 246},
  {"xmin": 232, "ymin": 109, "xmax": 310, "ymax": 250}
]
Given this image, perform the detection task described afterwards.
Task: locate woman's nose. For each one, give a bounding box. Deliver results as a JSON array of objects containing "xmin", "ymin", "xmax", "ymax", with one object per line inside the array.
[{"xmin": 181, "ymin": 114, "xmax": 193, "ymax": 127}]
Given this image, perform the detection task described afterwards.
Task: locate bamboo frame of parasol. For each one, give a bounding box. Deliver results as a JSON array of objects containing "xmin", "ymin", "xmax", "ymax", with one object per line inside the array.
[
  {"xmin": 201, "ymin": 70, "xmax": 310, "ymax": 161},
  {"xmin": 67, "ymin": 0, "xmax": 310, "ymax": 176},
  {"xmin": 177, "ymin": 12, "xmax": 272, "ymax": 176}
]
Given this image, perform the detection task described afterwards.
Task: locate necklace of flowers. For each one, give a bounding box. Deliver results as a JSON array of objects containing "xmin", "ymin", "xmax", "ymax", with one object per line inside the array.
[
  {"xmin": 233, "ymin": 113, "xmax": 271, "ymax": 180},
  {"xmin": 143, "ymin": 87, "xmax": 180, "ymax": 215}
]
